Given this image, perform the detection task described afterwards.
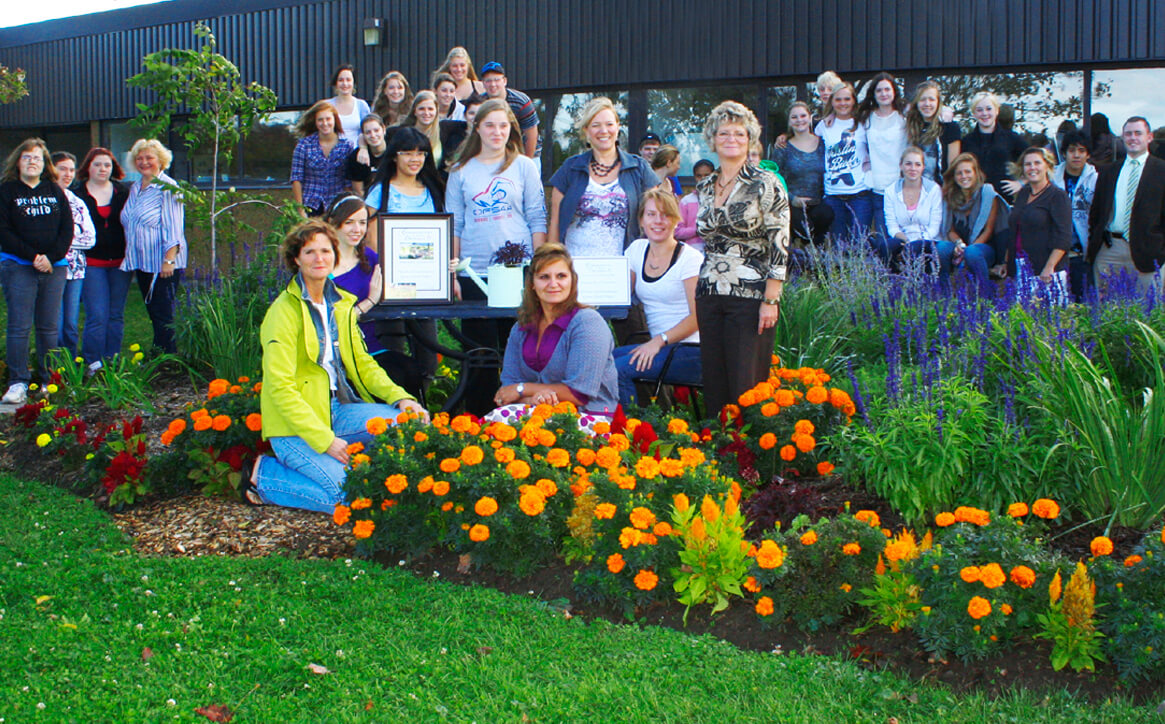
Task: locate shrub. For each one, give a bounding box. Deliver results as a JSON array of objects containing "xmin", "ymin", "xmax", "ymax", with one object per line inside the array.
[{"xmin": 1093, "ymin": 526, "xmax": 1165, "ymax": 682}]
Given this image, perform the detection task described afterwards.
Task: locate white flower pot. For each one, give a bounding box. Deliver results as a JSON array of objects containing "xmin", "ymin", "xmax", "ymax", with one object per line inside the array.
[{"xmin": 486, "ymin": 264, "xmax": 525, "ymax": 307}]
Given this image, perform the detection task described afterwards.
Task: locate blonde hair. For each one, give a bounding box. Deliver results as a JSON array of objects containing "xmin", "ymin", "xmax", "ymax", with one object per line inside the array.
[
  {"xmin": 970, "ymin": 92, "xmax": 1000, "ymax": 114},
  {"xmin": 900, "ymin": 145, "xmax": 926, "ymax": 165},
  {"xmin": 574, "ymin": 96, "xmax": 621, "ymax": 143},
  {"xmin": 452, "ymin": 99, "xmax": 524, "ymax": 173},
  {"xmin": 651, "ymin": 144, "xmax": 680, "ymax": 171},
  {"xmin": 942, "ymin": 152, "xmax": 986, "ymax": 209},
  {"xmin": 639, "ymin": 186, "xmax": 681, "ymax": 224},
  {"xmin": 906, "ymin": 81, "xmax": 944, "ymax": 147},
  {"xmin": 432, "ymin": 46, "xmax": 479, "ymax": 87},
  {"xmin": 405, "ymin": 90, "xmax": 441, "ymax": 150},
  {"xmin": 816, "ymin": 71, "xmax": 842, "ymax": 93},
  {"xmin": 824, "ymin": 83, "xmax": 859, "ymax": 131},
  {"xmin": 703, "ymin": 100, "xmax": 761, "ymax": 148},
  {"xmin": 129, "ymin": 138, "xmax": 173, "ymax": 171},
  {"xmin": 1014, "ymin": 146, "xmax": 1055, "ymax": 184}
]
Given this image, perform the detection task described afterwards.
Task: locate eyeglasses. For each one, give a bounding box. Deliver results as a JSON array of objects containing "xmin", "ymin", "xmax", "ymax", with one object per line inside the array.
[{"xmin": 20, "ymin": 154, "xmax": 42, "ymax": 162}]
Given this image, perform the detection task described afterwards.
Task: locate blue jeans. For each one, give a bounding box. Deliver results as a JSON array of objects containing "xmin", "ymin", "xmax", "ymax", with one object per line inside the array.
[
  {"xmin": 255, "ymin": 399, "xmax": 402, "ymax": 513},
  {"xmin": 81, "ymin": 266, "xmax": 133, "ymax": 364},
  {"xmin": 1, "ymin": 261, "xmax": 67, "ymax": 385},
  {"xmin": 58, "ymin": 277, "xmax": 84, "ymax": 356},
  {"xmin": 613, "ymin": 342, "xmax": 702, "ymax": 407},
  {"xmin": 136, "ymin": 269, "xmax": 182, "ymax": 354},
  {"xmin": 960, "ymin": 243, "xmax": 996, "ymax": 286},
  {"xmin": 870, "ymin": 191, "xmax": 887, "ymax": 238},
  {"xmin": 824, "ymin": 191, "xmax": 874, "ymax": 241}
]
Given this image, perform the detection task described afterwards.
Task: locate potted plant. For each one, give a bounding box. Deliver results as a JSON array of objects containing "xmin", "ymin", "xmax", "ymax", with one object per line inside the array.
[{"xmin": 485, "ymin": 241, "xmax": 531, "ymax": 307}]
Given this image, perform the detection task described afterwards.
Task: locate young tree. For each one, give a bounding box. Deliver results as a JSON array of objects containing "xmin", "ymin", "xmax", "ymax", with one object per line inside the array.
[
  {"xmin": 127, "ymin": 21, "xmax": 277, "ymax": 270},
  {"xmin": 0, "ymin": 64, "xmax": 29, "ymax": 105}
]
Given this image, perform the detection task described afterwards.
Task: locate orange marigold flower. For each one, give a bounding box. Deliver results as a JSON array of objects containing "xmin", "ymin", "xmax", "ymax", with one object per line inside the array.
[
  {"xmin": 607, "ymin": 553, "xmax": 626, "ymax": 574},
  {"xmin": 1007, "ymin": 502, "xmax": 1029, "ymax": 518},
  {"xmin": 755, "ymin": 596, "xmax": 775, "ymax": 616},
  {"xmin": 507, "ymin": 459, "xmax": 531, "ymax": 479},
  {"xmin": 211, "ymin": 414, "xmax": 231, "ymax": 432},
  {"xmin": 252, "ymin": 382, "xmax": 263, "ymax": 393},
  {"xmin": 439, "ymin": 458, "xmax": 461, "ymax": 473},
  {"xmin": 978, "ymin": 562, "xmax": 1006, "ymax": 589},
  {"xmin": 842, "ymin": 542, "xmax": 861, "ymax": 556},
  {"xmin": 738, "ymin": 390, "xmax": 758, "ymax": 407},
  {"xmin": 758, "ymin": 432, "xmax": 777, "ymax": 450},
  {"xmin": 755, "ymin": 540, "xmax": 786, "ymax": 569},
  {"xmin": 1032, "ymin": 498, "xmax": 1060, "ymax": 519},
  {"xmin": 722, "ymin": 403, "xmax": 741, "ymax": 421},
  {"xmin": 760, "ymin": 402, "xmax": 780, "ymax": 417},
  {"xmin": 490, "ymin": 423, "xmax": 517, "ymax": 442},
  {"xmin": 207, "ymin": 379, "xmax": 230, "ymax": 398},
  {"xmin": 953, "ymin": 506, "xmax": 991, "ymax": 526},
  {"xmin": 229, "ymin": 385, "xmax": 242, "ymax": 394},
  {"xmin": 1001, "ymin": 603, "xmax": 1013, "ymax": 615},
  {"xmin": 806, "ymin": 386, "xmax": 828, "ymax": 404},
  {"xmin": 607, "ymin": 433, "xmax": 631, "ymax": 452},
  {"xmin": 594, "ymin": 502, "xmax": 617, "ymax": 519},
  {"xmin": 536, "ymin": 428, "xmax": 557, "ymax": 447},
  {"xmin": 450, "ymin": 415, "xmax": 474, "ymax": 433},
  {"xmin": 658, "ymin": 458, "xmax": 684, "ymax": 478},
  {"xmin": 629, "ymin": 506, "xmax": 656, "ymax": 530},
  {"xmin": 494, "ymin": 447, "xmax": 516, "ymax": 464},
  {"xmin": 460, "ymin": 445, "xmax": 485, "ymax": 466},
  {"xmin": 935, "ymin": 512, "xmax": 956, "ymax": 527},
  {"xmin": 743, "ymin": 576, "xmax": 761, "ymax": 593},
  {"xmin": 633, "ymin": 569, "xmax": 659, "ymax": 591},
  {"xmin": 474, "ymin": 496, "xmax": 499, "ymax": 517},
  {"xmin": 350, "ymin": 497, "xmax": 373, "ymax": 511},
  {"xmin": 546, "ymin": 448, "xmax": 571, "ymax": 468},
  {"xmin": 1090, "ymin": 536, "xmax": 1114, "ymax": 557},
  {"xmin": 346, "ymin": 441, "xmax": 365, "ymax": 455},
  {"xmin": 593, "ymin": 421, "xmax": 611, "ymax": 435},
  {"xmin": 576, "ymin": 448, "xmax": 597, "ymax": 466},
  {"xmin": 678, "ymin": 447, "xmax": 706, "ymax": 468},
  {"xmin": 960, "ymin": 566, "xmax": 981, "ymax": 583},
  {"xmin": 817, "ymin": 461, "xmax": 835, "ymax": 476},
  {"xmin": 384, "ymin": 474, "xmax": 408, "ymax": 495},
  {"xmin": 653, "ymin": 521, "xmax": 673, "ymax": 537},
  {"xmin": 161, "ymin": 431, "xmax": 176, "ymax": 446},
  {"xmin": 967, "ymin": 595, "xmax": 992, "ymax": 620},
  {"xmin": 794, "ymin": 419, "xmax": 815, "ymax": 435},
  {"xmin": 332, "ymin": 504, "xmax": 351, "ymax": 525},
  {"xmin": 635, "ymin": 456, "xmax": 661, "ymax": 479},
  {"xmin": 829, "ymin": 388, "xmax": 851, "ymax": 408},
  {"xmin": 242, "ymin": 412, "xmax": 262, "ymax": 432},
  {"xmin": 854, "ymin": 510, "xmax": 881, "ymax": 528},
  {"xmin": 412, "ymin": 431, "xmax": 428, "ymax": 443},
  {"xmin": 532, "ymin": 478, "xmax": 556, "ymax": 498},
  {"xmin": 349, "ymin": 453, "xmax": 370, "ymax": 467},
  {"xmin": 352, "ymin": 519, "xmax": 375, "ymax": 539},
  {"xmin": 519, "ymin": 491, "xmax": 545, "ymax": 516},
  {"xmin": 673, "ymin": 493, "xmax": 690, "ymax": 512},
  {"xmin": 667, "ymin": 418, "xmax": 689, "ymax": 434},
  {"xmin": 1124, "ymin": 554, "xmax": 1143, "ymax": 567},
  {"xmin": 794, "ymin": 434, "xmax": 816, "ymax": 453},
  {"xmin": 800, "ymin": 530, "xmax": 818, "ymax": 546},
  {"xmin": 775, "ymin": 389, "xmax": 795, "ymax": 407},
  {"xmin": 469, "ymin": 524, "xmax": 490, "ymax": 542},
  {"xmin": 595, "ymin": 446, "xmax": 621, "ymax": 469},
  {"xmin": 441, "ymin": 501, "xmax": 454, "ymax": 512},
  {"xmin": 432, "ymin": 480, "xmax": 450, "ymax": 496},
  {"xmin": 779, "ymin": 445, "xmax": 796, "ymax": 461},
  {"xmin": 1009, "ymin": 565, "xmax": 1036, "ymax": 589},
  {"xmin": 168, "ymin": 418, "xmax": 188, "ymax": 434},
  {"xmin": 619, "ymin": 527, "xmax": 643, "ymax": 549},
  {"xmin": 365, "ymin": 417, "xmax": 388, "ymax": 436},
  {"xmin": 840, "ymin": 583, "xmax": 853, "ymax": 593}
]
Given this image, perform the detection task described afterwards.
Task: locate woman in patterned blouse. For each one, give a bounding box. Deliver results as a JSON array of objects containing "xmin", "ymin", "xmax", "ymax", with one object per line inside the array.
[
  {"xmin": 695, "ymin": 101, "xmax": 790, "ymax": 416},
  {"xmin": 120, "ymin": 138, "xmax": 186, "ymax": 354},
  {"xmin": 291, "ymin": 101, "xmax": 354, "ymax": 217}
]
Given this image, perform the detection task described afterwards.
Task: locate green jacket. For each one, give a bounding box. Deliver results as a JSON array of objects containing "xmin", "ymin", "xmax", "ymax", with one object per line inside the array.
[{"xmin": 260, "ymin": 275, "xmax": 412, "ymax": 452}]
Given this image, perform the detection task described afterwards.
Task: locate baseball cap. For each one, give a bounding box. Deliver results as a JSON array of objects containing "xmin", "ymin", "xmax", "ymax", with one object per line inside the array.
[{"xmin": 480, "ymin": 61, "xmax": 506, "ymax": 77}]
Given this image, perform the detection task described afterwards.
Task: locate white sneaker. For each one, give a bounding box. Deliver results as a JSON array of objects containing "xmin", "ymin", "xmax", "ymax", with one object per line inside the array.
[{"xmin": 2, "ymin": 383, "xmax": 28, "ymax": 404}]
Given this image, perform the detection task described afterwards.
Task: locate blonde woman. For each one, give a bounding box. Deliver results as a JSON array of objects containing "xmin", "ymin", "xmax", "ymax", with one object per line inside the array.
[
  {"xmin": 433, "ymin": 46, "xmax": 486, "ymax": 101},
  {"xmin": 401, "ymin": 91, "xmax": 444, "ymax": 169},
  {"xmin": 905, "ymin": 80, "xmax": 961, "ymax": 184},
  {"xmin": 961, "ymin": 91, "xmax": 1028, "ymax": 203},
  {"xmin": 1007, "ymin": 147, "xmax": 1071, "ymax": 300}
]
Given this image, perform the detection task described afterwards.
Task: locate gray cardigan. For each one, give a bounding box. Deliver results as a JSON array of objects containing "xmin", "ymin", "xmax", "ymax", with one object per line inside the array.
[{"xmin": 501, "ymin": 307, "xmax": 619, "ymax": 413}]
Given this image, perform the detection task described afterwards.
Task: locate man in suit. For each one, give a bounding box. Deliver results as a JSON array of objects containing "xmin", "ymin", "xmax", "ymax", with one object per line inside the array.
[{"xmin": 1087, "ymin": 116, "xmax": 1165, "ymax": 296}]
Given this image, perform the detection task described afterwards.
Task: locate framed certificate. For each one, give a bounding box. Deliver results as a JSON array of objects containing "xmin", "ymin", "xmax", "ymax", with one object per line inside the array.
[
  {"xmin": 573, "ymin": 256, "xmax": 631, "ymax": 306},
  {"xmin": 377, "ymin": 213, "xmax": 453, "ymax": 304}
]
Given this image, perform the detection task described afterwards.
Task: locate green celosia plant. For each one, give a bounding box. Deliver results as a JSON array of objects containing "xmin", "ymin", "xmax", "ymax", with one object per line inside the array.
[{"xmin": 670, "ymin": 492, "xmax": 750, "ymax": 624}]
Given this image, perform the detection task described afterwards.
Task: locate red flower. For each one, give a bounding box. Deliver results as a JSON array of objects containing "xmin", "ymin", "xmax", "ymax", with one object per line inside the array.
[
  {"xmin": 632, "ymin": 421, "xmax": 659, "ymax": 455},
  {"xmin": 610, "ymin": 405, "xmax": 627, "ymax": 436}
]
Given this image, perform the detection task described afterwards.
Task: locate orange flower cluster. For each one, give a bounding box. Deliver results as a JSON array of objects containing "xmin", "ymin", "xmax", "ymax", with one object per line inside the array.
[
  {"xmin": 755, "ymin": 540, "xmax": 785, "ymax": 569},
  {"xmin": 842, "ymin": 542, "xmax": 861, "ymax": 556},
  {"xmin": 607, "ymin": 553, "xmax": 626, "ymax": 573},
  {"xmin": 1089, "ymin": 536, "xmax": 1113, "ymax": 557},
  {"xmin": 207, "ymin": 378, "xmax": 230, "ymax": 399},
  {"xmin": 755, "ymin": 596, "xmax": 775, "ymax": 616},
  {"xmin": 978, "ymin": 563, "xmax": 1006, "ymax": 589},
  {"xmin": 967, "ymin": 595, "xmax": 992, "ymax": 620},
  {"xmin": 518, "ymin": 486, "xmax": 546, "ymax": 516},
  {"xmin": 333, "ymin": 504, "xmax": 351, "ymax": 525},
  {"xmin": 743, "ymin": 576, "xmax": 761, "ymax": 593},
  {"xmin": 352, "ymin": 519, "xmax": 375, "ymax": 539},
  {"xmin": 160, "ymin": 418, "xmax": 187, "ymax": 446},
  {"xmin": 1009, "ymin": 565, "xmax": 1036, "ymax": 588},
  {"xmin": 952, "ymin": 506, "xmax": 990, "ymax": 526},
  {"xmin": 799, "ymin": 530, "xmax": 818, "ymax": 546},
  {"xmin": 633, "ymin": 569, "xmax": 658, "ymax": 591},
  {"xmin": 619, "ymin": 527, "xmax": 659, "ymax": 549},
  {"xmin": 1124, "ymin": 555, "xmax": 1143, "ymax": 568},
  {"xmin": 854, "ymin": 510, "xmax": 880, "ymax": 528},
  {"xmin": 1032, "ymin": 498, "xmax": 1060, "ymax": 519},
  {"xmin": 469, "ymin": 523, "xmax": 490, "ymax": 542},
  {"xmin": 594, "ymin": 503, "xmax": 617, "ymax": 519}
]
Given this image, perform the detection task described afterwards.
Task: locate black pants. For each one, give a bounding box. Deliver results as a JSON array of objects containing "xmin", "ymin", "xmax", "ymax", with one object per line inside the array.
[
  {"xmin": 456, "ymin": 279, "xmax": 512, "ymax": 415},
  {"xmin": 136, "ymin": 269, "xmax": 182, "ymax": 355},
  {"xmin": 790, "ymin": 202, "xmax": 834, "ymax": 246},
  {"xmin": 695, "ymin": 294, "xmax": 775, "ymax": 418}
]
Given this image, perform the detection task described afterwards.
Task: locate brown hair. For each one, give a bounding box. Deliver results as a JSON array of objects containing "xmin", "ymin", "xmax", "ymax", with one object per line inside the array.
[
  {"xmin": 372, "ymin": 71, "xmax": 414, "ymax": 126},
  {"xmin": 324, "ymin": 193, "xmax": 372, "ymax": 273},
  {"xmin": 3, "ymin": 138, "xmax": 55, "ymax": 183},
  {"xmin": 330, "ymin": 64, "xmax": 356, "ymax": 90},
  {"xmin": 517, "ymin": 242, "xmax": 581, "ymax": 326},
  {"xmin": 639, "ymin": 186, "xmax": 681, "ymax": 224},
  {"xmin": 906, "ymin": 80, "xmax": 944, "ymax": 147},
  {"xmin": 651, "ymin": 144, "xmax": 680, "ymax": 171},
  {"xmin": 78, "ymin": 147, "xmax": 126, "ymax": 182},
  {"xmin": 451, "ymin": 99, "xmax": 524, "ymax": 173},
  {"xmin": 281, "ymin": 219, "xmax": 340, "ymax": 273},
  {"xmin": 942, "ymin": 152, "xmax": 986, "ymax": 209},
  {"xmin": 296, "ymin": 100, "xmax": 343, "ymax": 138}
]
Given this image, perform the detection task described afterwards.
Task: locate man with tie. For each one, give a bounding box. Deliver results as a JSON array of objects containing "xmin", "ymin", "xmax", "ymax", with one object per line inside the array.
[{"xmin": 1087, "ymin": 116, "xmax": 1165, "ymax": 296}]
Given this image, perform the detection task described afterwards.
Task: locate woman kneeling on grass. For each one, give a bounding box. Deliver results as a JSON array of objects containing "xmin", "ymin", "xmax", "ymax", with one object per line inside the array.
[{"xmin": 244, "ymin": 220, "xmax": 428, "ymax": 512}]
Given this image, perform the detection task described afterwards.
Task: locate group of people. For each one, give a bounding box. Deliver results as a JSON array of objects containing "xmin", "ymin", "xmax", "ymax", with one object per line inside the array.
[{"xmin": 0, "ymin": 137, "xmax": 186, "ymax": 405}]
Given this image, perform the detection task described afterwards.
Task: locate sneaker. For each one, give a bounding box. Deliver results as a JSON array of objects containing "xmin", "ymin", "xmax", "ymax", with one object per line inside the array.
[
  {"xmin": 2, "ymin": 383, "xmax": 28, "ymax": 405},
  {"xmin": 85, "ymin": 361, "xmax": 103, "ymax": 379}
]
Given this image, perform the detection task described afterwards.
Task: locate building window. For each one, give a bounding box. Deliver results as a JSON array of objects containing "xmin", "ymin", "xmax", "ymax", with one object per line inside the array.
[
  {"xmin": 546, "ymin": 92, "xmax": 630, "ymax": 171},
  {"xmin": 647, "ymin": 85, "xmax": 756, "ymax": 175}
]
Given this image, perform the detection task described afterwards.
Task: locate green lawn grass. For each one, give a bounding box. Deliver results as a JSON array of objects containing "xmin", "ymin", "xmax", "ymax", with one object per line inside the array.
[{"xmin": 0, "ymin": 474, "xmax": 1158, "ymax": 723}]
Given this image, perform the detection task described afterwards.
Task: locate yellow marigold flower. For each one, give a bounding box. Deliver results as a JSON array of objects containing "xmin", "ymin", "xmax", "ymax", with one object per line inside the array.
[
  {"xmin": 352, "ymin": 519, "xmax": 375, "ymax": 539},
  {"xmin": 607, "ymin": 553, "xmax": 626, "ymax": 574},
  {"xmin": 755, "ymin": 596, "xmax": 775, "ymax": 616},
  {"xmin": 36, "ymin": 433, "xmax": 52, "ymax": 447},
  {"xmin": 960, "ymin": 566, "xmax": 981, "ymax": 583},
  {"xmin": 667, "ymin": 418, "xmax": 689, "ymax": 434},
  {"xmin": 629, "ymin": 506, "xmax": 656, "ymax": 530},
  {"xmin": 854, "ymin": 510, "xmax": 880, "ymax": 528},
  {"xmin": 673, "ymin": 493, "xmax": 690, "ymax": 512},
  {"xmin": 1032, "ymin": 498, "xmax": 1060, "ymax": 519},
  {"xmin": 633, "ymin": 569, "xmax": 659, "ymax": 591},
  {"xmin": 758, "ymin": 432, "xmax": 777, "ymax": 450},
  {"xmin": 978, "ymin": 562, "xmax": 1006, "ymax": 589},
  {"xmin": 779, "ymin": 445, "xmax": 796, "ymax": 461},
  {"xmin": 1007, "ymin": 502, "xmax": 1029, "ymax": 518},
  {"xmin": 743, "ymin": 576, "xmax": 761, "ymax": 593},
  {"xmin": 469, "ymin": 524, "xmax": 490, "ymax": 542},
  {"xmin": 432, "ymin": 480, "xmax": 450, "ymax": 496},
  {"xmin": 1089, "ymin": 536, "xmax": 1113, "ymax": 557},
  {"xmin": 756, "ymin": 540, "xmax": 786, "ymax": 569},
  {"xmin": 653, "ymin": 521, "xmax": 673, "ymax": 537},
  {"xmin": 474, "ymin": 497, "xmax": 498, "ymax": 517},
  {"xmin": 842, "ymin": 542, "xmax": 861, "ymax": 556},
  {"xmin": 519, "ymin": 491, "xmax": 545, "ymax": 516},
  {"xmin": 935, "ymin": 512, "xmax": 956, "ymax": 527},
  {"xmin": 967, "ymin": 595, "xmax": 992, "ymax": 620},
  {"xmin": 1009, "ymin": 565, "xmax": 1036, "ymax": 589},
  {"xmin": 351, "ymin": 497, "xmax": 373, "ymax": 511},
  {"xmin": 800, "ymin": 530, "xmax": 818, "ymax": 546},
  {"xmin": 384, "ymin": 474, "xmax": 408, "ymax": 495},
  {"xmin": 595, "ymin": 446, "xmax": 621, "ymax": 469}
]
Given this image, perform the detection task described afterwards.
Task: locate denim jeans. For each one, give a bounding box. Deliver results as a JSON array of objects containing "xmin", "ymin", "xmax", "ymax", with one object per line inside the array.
[
  {"xmin": 58, "ymin": 277, "xmax": 84, "ymax": 356},
  {"xmin": 824, "ymin": 191, "xmax": 874, "ymax": 241},
  {"xmin": 1, "ymin": 260, "xmax": 67, "ymax": 385},
  {"xmin": 135, "ymin": 269, "xmax": 182, "ymax": 354},
  {"xmin": 613, "ymin": 342, "xmax": 702, "ymax": 407},
  {"xmin": 255, "ymin": 399, "xmax": 402, "ymax": 513},
  {"xmin": 81, "ymin": 265, "xmax": 133, "ymax": 364},
  {"xmin": 960, "ymin": 243, "xmax": 996, "ymax": 287},
  {"xmin": 870, "ymin": 191, "xmax": 887, "ymax": 238}
]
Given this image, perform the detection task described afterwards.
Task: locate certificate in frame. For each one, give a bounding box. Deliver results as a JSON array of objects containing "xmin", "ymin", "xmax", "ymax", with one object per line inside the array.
[
  {"xmin": 376, "ymin": 213, "xmax": 453, "ymax": 304},
  {"xmin": 573, "ymin": 256, "xmax": 631, "ymax": 306}
]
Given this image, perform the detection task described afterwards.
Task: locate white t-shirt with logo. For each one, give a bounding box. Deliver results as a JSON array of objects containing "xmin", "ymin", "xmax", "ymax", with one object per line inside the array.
[{"xmin": 816, "ymin": 118, "xmax": 869, "ymax": 196}]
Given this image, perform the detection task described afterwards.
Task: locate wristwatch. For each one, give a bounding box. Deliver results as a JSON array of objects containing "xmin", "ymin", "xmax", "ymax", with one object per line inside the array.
[
  {"xmin": 659, "ymin": 332, "xmax": 669, "ymax": 344},
  {"xmin": 516, "ymin": 383, "xmax": 525, "ymax": 396},
  {"xmin": 763, "ymin": 297, "xmax": 781, "ymax": 306}
]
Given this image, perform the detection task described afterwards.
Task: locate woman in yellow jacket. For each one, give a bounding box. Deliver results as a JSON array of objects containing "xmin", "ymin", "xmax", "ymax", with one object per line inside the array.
[{"xmin": 244, "ymin": 219, "xmax": 428, "ymax": 511}]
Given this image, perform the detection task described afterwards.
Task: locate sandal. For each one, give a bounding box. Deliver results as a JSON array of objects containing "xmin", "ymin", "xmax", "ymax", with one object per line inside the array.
[{"xmin": 238, "ymin": 455, "xmax": 265, "ymax": 506}]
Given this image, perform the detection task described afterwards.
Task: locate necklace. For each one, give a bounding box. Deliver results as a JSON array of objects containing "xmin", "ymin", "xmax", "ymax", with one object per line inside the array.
[
  {"xmin": 1029, "ymin": 182, "xmax": 1049, "ymax": 200},
  {"xmin": 645, "ymin": 245, "xmax": 672, "ymax": 271},
  {"xmin": 589, "ymin": 154, "xmax": 619, "ymax": 176}
]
